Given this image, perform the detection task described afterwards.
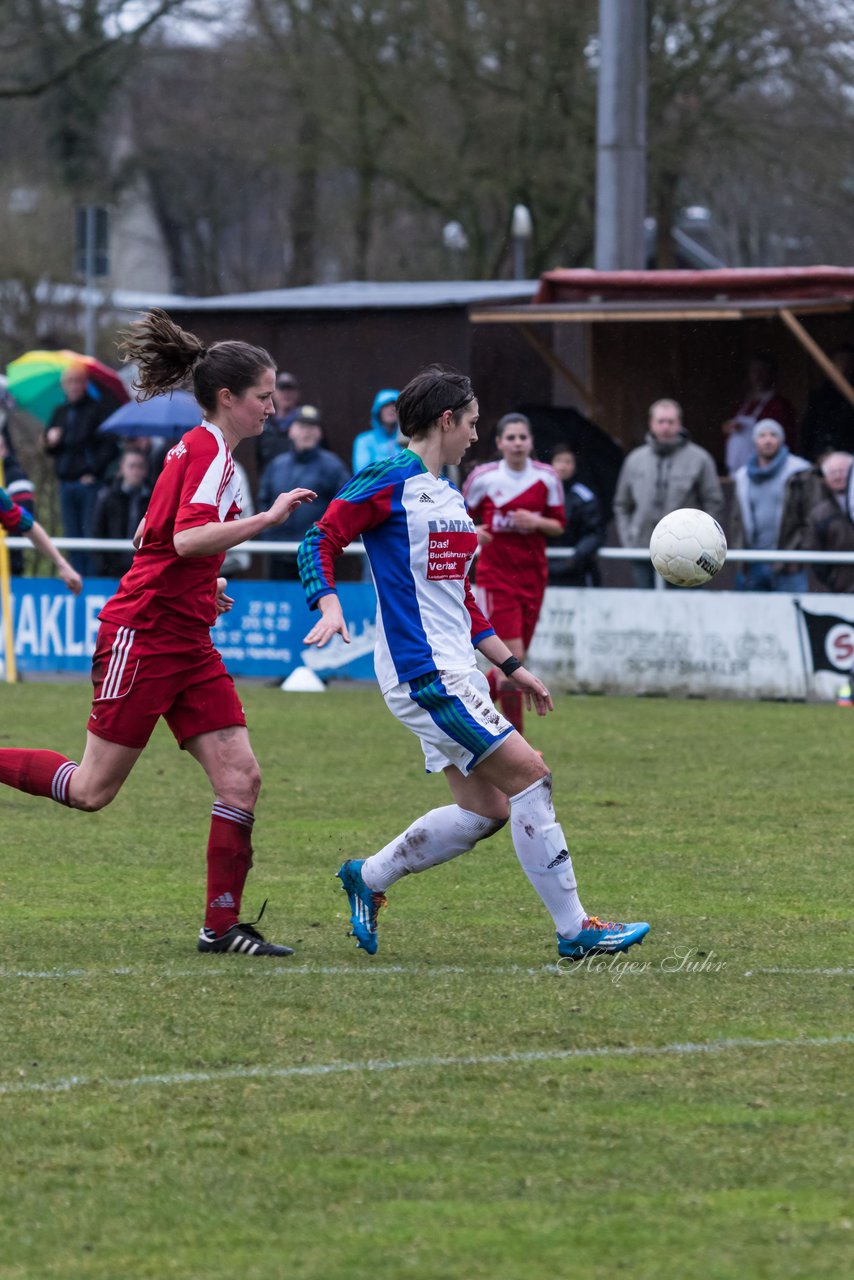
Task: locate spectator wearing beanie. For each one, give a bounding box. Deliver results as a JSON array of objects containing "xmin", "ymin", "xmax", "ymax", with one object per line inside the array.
[{"xmin": 730, "ymin": 418, "xmax": 811, "ymax": 591}]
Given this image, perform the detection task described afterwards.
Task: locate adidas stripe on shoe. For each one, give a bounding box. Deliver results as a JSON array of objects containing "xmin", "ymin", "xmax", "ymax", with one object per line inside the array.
[{"xmin": 197, "ymin": 921, "xmax": 294, "ymax": 956}]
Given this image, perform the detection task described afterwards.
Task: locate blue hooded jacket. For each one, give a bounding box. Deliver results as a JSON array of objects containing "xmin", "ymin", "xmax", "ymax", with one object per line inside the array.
[{"xmin": 351, "ymin": 389, "xmax": 401, "ymax": 474}]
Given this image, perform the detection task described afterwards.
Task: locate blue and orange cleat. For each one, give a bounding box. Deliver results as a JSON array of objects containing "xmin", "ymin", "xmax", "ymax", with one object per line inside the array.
[
  {"xmin": 557, "ymin": 915, "xmax": 650, "ymax": 961},
  {"xmin": 337, "ymin": 859, "xmax": 387, "ymax": 955}
]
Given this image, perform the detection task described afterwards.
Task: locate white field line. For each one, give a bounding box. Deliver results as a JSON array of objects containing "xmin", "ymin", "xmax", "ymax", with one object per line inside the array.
[
  {"xmin": 0, "ymin": 964, "xmax": 851, "ymax": 981},
  {"xmin": 1, "ymin": 1034, "xmax": 851, "ymax": 1099}
]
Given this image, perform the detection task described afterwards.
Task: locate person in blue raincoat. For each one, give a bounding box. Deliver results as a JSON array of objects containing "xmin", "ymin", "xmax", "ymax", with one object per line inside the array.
[{"xmin": 351, "ymin": 389, "xmax": 401, "ymax": 474}]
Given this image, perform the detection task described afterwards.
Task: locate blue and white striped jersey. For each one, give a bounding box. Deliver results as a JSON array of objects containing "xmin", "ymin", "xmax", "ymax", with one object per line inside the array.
[{"xmin": 299, "ymin": 449, "xmax": 494, "ymax": 692}]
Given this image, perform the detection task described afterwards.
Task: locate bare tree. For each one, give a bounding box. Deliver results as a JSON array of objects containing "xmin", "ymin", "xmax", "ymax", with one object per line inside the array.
[
  {"xmin": 0, "ymin": 1, "xmax": 187, "ymax": 98},
  {"xmin": 647, "ymin": 0, "xmax": 854, "ymax": 266},
  {"xmin": 247, "ymin": 0, "xmax": 599, "ymax": 279}
]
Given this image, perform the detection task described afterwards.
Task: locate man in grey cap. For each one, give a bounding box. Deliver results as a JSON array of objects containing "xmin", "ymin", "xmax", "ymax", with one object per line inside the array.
[
  {"xmin": 613, "ymin": 398, "xmax": 724, "ymax": 587},
  {"xmin": 730, "ymin": 418, "xmax": 811, "ymax": 591}
]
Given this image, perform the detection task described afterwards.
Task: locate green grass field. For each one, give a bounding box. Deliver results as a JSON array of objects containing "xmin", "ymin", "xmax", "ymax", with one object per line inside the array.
[{"xmin": 0, "ymin": 683, "xmax": 851, "ymax": 1280}]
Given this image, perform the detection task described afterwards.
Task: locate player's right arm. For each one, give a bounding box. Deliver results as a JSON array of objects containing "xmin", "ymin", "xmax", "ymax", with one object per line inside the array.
[
  {"xmin": 303, "ymin": 594, "xmax": 351, "ymax": 647},
  {"xmin": 300, "ymin": 465, "xmax": 396, "ymax": 645}
]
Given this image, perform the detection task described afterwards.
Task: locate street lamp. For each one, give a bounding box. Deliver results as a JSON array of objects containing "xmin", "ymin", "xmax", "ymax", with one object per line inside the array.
[
  {"xmin": 442, "ymin": 220, "xmax": 469, "ymax": 277},
  {"xmin": 511, "ymin": 204, "xmax": 533, "ymax": 279}
]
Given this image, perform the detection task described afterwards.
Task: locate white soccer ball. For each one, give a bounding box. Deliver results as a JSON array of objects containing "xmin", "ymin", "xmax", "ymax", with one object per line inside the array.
[{"xmin": 649, "ymin": 508, "xmax": 727, "ymax": 587}]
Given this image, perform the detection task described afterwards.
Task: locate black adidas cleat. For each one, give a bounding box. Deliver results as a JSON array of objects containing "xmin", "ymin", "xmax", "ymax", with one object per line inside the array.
[{"xmin": 197, "ymin": 900, "xmax": 294, "ymax": 956}]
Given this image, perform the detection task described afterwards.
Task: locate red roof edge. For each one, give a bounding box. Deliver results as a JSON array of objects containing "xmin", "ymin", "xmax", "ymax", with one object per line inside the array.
[{"xmin": 534, "ymin": 266, "xmax": 854, "ymax": 304}]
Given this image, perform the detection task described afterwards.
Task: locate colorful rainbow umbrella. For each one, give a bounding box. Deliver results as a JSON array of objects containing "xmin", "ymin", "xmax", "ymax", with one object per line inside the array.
[{"xmin": 5, "ymin": 349, "xmax": 129, "ymax": 424}]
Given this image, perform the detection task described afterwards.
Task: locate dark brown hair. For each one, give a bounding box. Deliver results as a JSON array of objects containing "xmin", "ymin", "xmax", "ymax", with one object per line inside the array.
[
  {"xmin": 396, "ymin": 364, "xmax": 475, "ymax": 439},
  {"xmin": 118, "ymin": 309, "xmax": 275, "ymax": 415}
]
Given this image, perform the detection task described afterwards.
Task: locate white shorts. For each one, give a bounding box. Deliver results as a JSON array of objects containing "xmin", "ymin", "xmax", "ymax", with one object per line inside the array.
[{"xmin": 384, "ymin": 668, "xmax": 514, "ymax": 776}]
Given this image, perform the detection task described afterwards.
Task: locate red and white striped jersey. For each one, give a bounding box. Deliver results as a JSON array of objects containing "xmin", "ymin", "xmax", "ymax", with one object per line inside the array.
[
  {"xmin": 463, "ymin": 458, "xmax": 564, "ymax": 591},
  {"xmin": 99, "ymin": 421, "xmax": 242, "ymax": 636}
]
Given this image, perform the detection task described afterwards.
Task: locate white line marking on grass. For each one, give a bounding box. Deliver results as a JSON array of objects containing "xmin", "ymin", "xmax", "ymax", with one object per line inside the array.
[
  {"xmin": 1, "ymin": 963, "xmax": 851, "ymax": 981},
  {"xmin": 1, "ymin": 1034, "xmax": 851, "ymax": 1099},
  {"xmin": 742, "ymin": 967, "xmax": 854, "ymax": 977}
]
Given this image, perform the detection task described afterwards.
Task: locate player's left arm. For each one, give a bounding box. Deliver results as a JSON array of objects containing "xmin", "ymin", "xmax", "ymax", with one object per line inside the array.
[
  {"xmin": 301, "ymin": 477, "xmax": 394, "ymax": 646},
  {"xmin": 174, "ymin": 488, "xmax": 317, "ymax": 556},
  {"xmin": 476, "ymin": 631, "xmax": 553, "ymax": 716}
]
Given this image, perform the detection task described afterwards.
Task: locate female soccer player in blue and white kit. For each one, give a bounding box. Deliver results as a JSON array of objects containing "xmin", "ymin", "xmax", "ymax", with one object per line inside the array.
[{"xmin": 299, "ymin": 365, "xmax": 650, "ymax": 961}]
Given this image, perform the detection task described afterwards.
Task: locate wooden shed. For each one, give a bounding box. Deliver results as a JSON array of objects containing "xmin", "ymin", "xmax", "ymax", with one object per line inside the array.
[
  {"xmin": 167, "ymin": 281, "xmax": 550, "ymax": 469},
  {"xmin": 470, "ymin": 266, "xmax": 854, "ymax": 465}
]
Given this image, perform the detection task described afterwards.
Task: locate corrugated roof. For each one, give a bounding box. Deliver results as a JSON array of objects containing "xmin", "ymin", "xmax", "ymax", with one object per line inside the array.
[
  {"xmin": 168, "ymin": 280, "xmax": 539, "ymax": 311},
  {"xmin": 31, "ymin": 279, "xmax": 539, "ymax": 316},
  {"xmin": 535, "ymin": 266, "xmax": 854, "ymax": 304}
]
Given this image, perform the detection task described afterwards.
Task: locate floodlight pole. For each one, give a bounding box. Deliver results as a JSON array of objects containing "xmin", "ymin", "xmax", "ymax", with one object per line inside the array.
[{"xmin": 595, "ymin": 0, "xmax": 647, "ymax": 270}]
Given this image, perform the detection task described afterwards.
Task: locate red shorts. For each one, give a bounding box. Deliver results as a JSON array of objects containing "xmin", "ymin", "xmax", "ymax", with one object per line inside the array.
[
  {"xmin": 474, "ymin": 582, "xmax": 546, "ymax": 650},
  {"xmin": 87, "ymin": 622, "xmax": 246, "ymax": 750}
]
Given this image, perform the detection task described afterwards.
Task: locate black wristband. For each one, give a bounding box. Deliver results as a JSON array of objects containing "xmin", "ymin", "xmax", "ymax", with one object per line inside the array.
[{"xmin": 499, "ymin": 655, "xmax": 523, "ymax": 677}]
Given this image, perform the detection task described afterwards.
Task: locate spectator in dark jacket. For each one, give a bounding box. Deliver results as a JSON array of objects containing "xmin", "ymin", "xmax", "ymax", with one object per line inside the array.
[
  {"xmin": 257, "ymin": 405, "xmax": 350, "ymax": 579},
  {"xmin": 90, "ymin": 448, "xmax": 151, "ymax": 578},
  {"xmin": 804, "ymin": 452, "xmax": 854, "ymax": 593},
  {"xmin": 256, "ymin": 370, "xmax": 301, "ymax": 473},
  {"xmin": 547, "ymin": 445, "xmax": 604, "ymax": 586},
  {"xmin": 43, "ymin": 364, "xmax": 118, "ymax": 573}
]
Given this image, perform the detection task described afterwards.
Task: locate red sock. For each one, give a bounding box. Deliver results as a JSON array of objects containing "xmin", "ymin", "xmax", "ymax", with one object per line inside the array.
[
  {"xmin": 499, "ymin": 688, "xmax": 524, "ymax": 735},
  {"xmin": 0, "ymin": 748, "xmax": 78, "ymax": 805},
  {"xmin": 204, "ymin": 803, "xmax": 255, "ymax": 935},
  {"xmin": 486, "ymin": 668, "xmax": 500, "ymax": 702}
]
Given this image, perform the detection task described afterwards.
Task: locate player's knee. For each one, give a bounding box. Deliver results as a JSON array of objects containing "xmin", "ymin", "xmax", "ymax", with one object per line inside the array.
[
  {"xmin": 461, "ymin": 803, "xmax": 508, "ymax": 833},
  {"xmin": 246, "ymin": 761, "xmax": 262, "ymax": 806},
  {"xmin": 222, "ymin": 757, "xmax": 261, "ymax": 811},
  {"xmin": 70, "ymin": 780, "xmax": 119, "ymax": 812}
]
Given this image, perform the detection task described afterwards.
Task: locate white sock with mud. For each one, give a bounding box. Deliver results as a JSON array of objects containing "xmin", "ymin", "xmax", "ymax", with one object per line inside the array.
[
  {"xmin": 509, "ymin": 774, "xmax": 586, "ymax": 938},
  {"xmin": 361, "ymin": 805, "xmax": 506, "ymax": 892}
]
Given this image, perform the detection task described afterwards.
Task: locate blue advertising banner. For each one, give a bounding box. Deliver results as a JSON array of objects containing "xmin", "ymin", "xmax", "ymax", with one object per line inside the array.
[{"xmin": 2, "ymin": 578, "xmax": 378, "ymax": 681}]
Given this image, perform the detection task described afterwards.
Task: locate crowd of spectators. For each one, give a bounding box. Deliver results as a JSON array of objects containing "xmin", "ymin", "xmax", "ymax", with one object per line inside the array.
[{"xmin": 5, "ymin": 347, "xmax": 854, "ymax": 596}]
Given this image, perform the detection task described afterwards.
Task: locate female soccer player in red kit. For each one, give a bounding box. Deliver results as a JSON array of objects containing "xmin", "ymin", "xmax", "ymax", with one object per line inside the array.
[
  {"xmin": 0, "ymin": 310, "xmax": 316, "ymax": 956},
  {"xmin": 463, "ymin": 413, "xmax": 564, "ymax": 738}
]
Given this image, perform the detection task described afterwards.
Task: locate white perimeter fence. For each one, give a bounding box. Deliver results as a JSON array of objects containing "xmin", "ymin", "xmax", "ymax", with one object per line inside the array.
[{"xmin": 5, "ymin": 539, "xmax": 854, "ymax": 700}]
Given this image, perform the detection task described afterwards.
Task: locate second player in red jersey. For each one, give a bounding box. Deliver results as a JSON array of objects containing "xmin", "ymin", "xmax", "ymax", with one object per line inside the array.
[{"xmin": 463, "ymin": 412, "xmax": 564, "ymax": 737}]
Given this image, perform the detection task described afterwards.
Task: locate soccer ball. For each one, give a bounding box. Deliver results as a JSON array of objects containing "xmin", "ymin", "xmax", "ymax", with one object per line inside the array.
[{"xmin": 649, "ymin": 508, "xmax": 727, "ymax": 587}]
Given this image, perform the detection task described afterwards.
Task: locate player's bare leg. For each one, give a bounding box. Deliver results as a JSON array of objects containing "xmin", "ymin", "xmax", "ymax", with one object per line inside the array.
[
  {"xmin": 68, "ymin": 733, "xmax": 143, "ymax": 810},
  {"xmin": 0, "ymin": 731, "xmax": 140, "ymax": 811}
]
